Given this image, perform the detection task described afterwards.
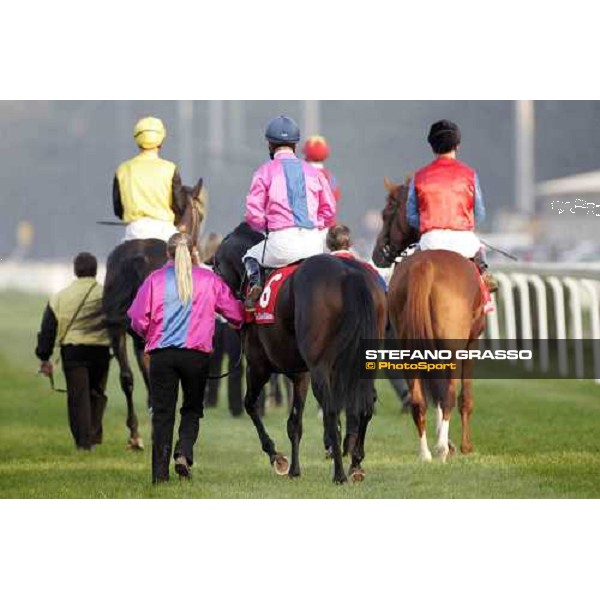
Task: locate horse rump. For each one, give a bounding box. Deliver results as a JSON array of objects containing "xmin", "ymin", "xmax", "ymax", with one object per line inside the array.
[{"xmin": 316, "ymin": 263, "xmax": 380, "ymax": 416}]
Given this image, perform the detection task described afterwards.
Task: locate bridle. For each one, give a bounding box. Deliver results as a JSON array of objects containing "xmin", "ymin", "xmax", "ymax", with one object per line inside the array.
[
  {"xmin": 189, "ymin": 189, "xmax": 204, "ymax": 242},
  {"xmin": 379, "ymin": 193, "xmax": 403, "ymax": 264}
]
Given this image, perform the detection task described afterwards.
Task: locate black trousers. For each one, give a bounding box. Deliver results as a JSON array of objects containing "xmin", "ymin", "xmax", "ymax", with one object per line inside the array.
[
  {"xmin": 60, "ymin": 345, "xmax": 110, "ymax": 449},
  {"xmin": 149, "ymin": 347, "xmax": 210, "ymax": 483},
  {"xmin": 205, "ymin": 320, "xmax": 243, "ymax": 416}
]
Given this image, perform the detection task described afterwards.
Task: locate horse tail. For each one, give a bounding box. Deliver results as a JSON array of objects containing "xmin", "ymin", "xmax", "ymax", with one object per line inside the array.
[
  {"xmin": 403, "ymin": 258, "xmax": 435, "ymax": 341},
  {"xmin": 403, "ymin": 257, "xmax": 449, "ymax": 404},
  {"xmin": 328, "ymin": 271, "xmax": 378, "ymax": 416}
]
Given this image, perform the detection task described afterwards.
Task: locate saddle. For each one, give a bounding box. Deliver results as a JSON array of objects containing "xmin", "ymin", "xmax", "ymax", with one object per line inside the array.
[
  {"xmin": 395, "ymin": 244, "xmax": 498, "ymax": 295},
  {"xmin": 244, "ymin": 263, "xmax": 302, "ymax": 324}
]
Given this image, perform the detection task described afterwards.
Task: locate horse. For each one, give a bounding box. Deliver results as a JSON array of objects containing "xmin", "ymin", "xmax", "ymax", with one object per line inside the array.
[
  {"xmin": 94, "ymin": 179, "xmax": 206, "ymax": 449},
  {"xmin": 215, "ymin": 223, "xmax": 386, "ymax": 483},
  {"xmin": 372, "ymin": 177, "xmax": 486, "ymax": 462}
]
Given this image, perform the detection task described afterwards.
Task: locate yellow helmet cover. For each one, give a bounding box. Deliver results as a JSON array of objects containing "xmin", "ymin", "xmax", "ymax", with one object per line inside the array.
[{"xmin": 134, "ymin": 116, "xmax": 166, "ymax": 149}]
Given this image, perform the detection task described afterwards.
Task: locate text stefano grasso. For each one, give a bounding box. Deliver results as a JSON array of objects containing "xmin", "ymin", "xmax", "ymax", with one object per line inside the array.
[{"xmin": 364, "ymin": 349, "xmax": 533, "ymax": 361}]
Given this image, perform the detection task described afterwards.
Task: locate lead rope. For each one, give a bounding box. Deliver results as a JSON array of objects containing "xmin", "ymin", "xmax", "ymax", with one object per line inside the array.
[{"xmin": 206, "ymin": 342, "xmax": 244, "ymax": 380}]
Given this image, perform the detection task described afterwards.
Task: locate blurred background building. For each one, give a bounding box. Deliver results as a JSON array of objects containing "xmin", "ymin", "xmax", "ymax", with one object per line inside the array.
[{"xmin": 1, "ymin": 100, "xmax": 600, "ymax": 264}]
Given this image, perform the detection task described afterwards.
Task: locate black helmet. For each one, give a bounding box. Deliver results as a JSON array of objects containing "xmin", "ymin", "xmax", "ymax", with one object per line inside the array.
[{"xmin": 427, "ymin": 120, "xmax": 461, "ymax": 154}]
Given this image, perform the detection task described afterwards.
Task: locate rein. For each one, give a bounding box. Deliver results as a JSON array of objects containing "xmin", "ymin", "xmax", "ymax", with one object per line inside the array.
[
  {"xmin": 480, "ymin": 238, "xmax": 519, "ymax": 261},
  {"xmin": 380, "ymin": 196, "xmax": 403, "ymax": 262}
]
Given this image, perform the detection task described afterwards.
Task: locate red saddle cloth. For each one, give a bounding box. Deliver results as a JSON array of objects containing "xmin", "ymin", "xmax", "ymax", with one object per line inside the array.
[{"xmin": 245, "ymin": 264, "xmax": 301, "ymax": 324}]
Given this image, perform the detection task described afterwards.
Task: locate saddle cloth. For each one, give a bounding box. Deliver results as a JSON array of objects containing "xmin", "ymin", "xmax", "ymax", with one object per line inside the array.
[
  {"xmin": 475, "ymin": 265, "xmax": 495, "ymax": 315},
  {"xmin": 245, "ymin": 264, "xmax": 301, "ymax": 324}
]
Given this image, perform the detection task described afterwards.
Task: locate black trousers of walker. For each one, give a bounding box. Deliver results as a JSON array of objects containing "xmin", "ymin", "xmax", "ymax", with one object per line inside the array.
[
  {"xmin": 60, "ymin": 345, "xmax": 110, "ymax": 450},
  {"xmin": 149, "ymin": 347, "xmax": 210, "ymax": 483}
]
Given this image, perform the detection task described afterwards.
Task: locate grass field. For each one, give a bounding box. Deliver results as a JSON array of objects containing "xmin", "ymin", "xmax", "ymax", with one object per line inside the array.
[{"xmin": 1, "ymin": 291, "xmax": 599, "ymax": 498}]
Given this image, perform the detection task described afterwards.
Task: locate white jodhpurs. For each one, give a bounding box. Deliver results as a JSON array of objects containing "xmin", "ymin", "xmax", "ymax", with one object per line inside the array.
[
  {"xmin": 123, "ymin": 217, "xmax": 178, "ymax": 242},
  {"xmin": 243, "ymin": 227, "xmax": 326, "ymax": 268},
  {"xmin": 419, "ymin": 229, "xmax": 481, "ymax": 258}
]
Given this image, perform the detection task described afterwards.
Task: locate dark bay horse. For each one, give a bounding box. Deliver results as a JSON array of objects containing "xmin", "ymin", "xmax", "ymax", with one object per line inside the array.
[
  {"xmin": 215, "ymin": 223, "xmax": 386, "ymax": 483},
  {"xmin": 94, "ymin": 179, "xmax": 206, "ymax": 449},
  {"xmin": 373, "ymin": 177, "xmax": 486, "ymax": 462}
]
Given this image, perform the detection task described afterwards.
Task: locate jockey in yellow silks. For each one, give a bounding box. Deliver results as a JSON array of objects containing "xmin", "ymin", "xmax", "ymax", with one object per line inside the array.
[{"xmin": 113, "ymin": 117, "xmax": 186, "ymax": 242}]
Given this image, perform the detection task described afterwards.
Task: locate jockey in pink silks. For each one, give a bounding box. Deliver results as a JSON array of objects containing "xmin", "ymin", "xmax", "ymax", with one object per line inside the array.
[{"xmin": 242, "ymin": 115, "xmax": 337, "ymax": 310}]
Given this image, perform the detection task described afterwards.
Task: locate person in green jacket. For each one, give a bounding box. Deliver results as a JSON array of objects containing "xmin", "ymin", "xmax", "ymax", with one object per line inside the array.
[{"xmin": 35, "ymin": 253, "xmax": 111, "ymax": 450}]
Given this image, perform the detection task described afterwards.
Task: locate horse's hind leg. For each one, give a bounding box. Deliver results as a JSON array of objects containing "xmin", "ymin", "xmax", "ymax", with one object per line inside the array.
[
  {"xmin": 458, "ymin": 359, "xmax": 475, "ymax": 454},
  {"xmin": 324, "ymin": 413, "xmax": 342, "ymax": 460},
  {"xmin": 434, "ymin": 402, "xmax": 456, "ymax": 456},
  {"xmin": 324, "ymin": 411, "xmax": 346, "ymax": 484},
  {"xmin": 286, "ymin": 373, "xmax": 309, "ymax": 478},
  {"xmin": 113, "ymin": 332, "xmax": 143, "ymax": 450},
  {"xmin": 433, "ymin": 378, "xmax": 457, "ymax": 463},
  {"xmin": 409, "ymin": 378, "xmax": 432, "ymax": 462},
  {"xmin": 313, "ymin": 371, "xmax": 346, "ymax": 484},
  {"xmin": 245, "ymin": 361, "xmax": 288, "ymax": 475},
  {"xmin": 346, "ymin": 410, "xmax": 372, "ymax": 483}
]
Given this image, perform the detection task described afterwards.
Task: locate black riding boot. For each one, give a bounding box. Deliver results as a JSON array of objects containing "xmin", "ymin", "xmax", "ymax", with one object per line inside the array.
[
  {"xmin": 473, "ymin": 248, "xmax": 498, "ymax": 293},
  {"xmin": 243, "ymin": 257, "xmax": 263, "ymax": 311}
]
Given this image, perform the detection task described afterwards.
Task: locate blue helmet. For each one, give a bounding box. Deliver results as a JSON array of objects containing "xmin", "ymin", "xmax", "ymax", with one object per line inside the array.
[{"xmin": 265, "ymin": 115, "xmax": 301, "ymax": 144}]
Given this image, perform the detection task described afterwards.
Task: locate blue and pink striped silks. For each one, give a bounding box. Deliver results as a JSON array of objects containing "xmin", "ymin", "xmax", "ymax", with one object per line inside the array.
[{"xmin": 128, "ymin": 262, "xmax": 245, "ymax": 354}]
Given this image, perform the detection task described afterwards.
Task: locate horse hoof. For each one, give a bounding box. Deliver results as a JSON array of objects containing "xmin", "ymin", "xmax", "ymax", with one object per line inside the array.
[
  {"xmin": 288, "ymin": 469, "xmax": 301, "ymax": 479},
  {"xmin": 433, "ymin": 444, "xmax": 449, "ymax": 463},
  {"xmin": 333, "ymin": 476, "xmax": 348, "ymax": 485},
  {"xmin": 272, "ymin": 454, "xmax": 290, "ymax": 476},
  {"xmin": 448, "ymin": 440, "xmax": 457, "ymax": 456},
  {"xmin": 419, "ymin": 451, "xmax": 433, "ymax": 463},
  {"xmin": 127, "ymin": 437, "xmax": 144, "ymax": 451},
  {"xmin": 461, "ymin": 443, "xmax": 474, "ymax": 454},
  {"xmin": 349, "ymin": 468, "xmax": 365, "ymax": 483}
]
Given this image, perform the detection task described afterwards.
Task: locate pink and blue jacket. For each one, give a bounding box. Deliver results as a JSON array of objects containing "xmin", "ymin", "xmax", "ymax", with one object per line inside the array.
[
  {"xmin": 127, "ymin": 263, "xmax": 244, "ymax": 354},
  {"xmin": 245, "ymin": 149, "xmax": 337, "ymax": 233}
]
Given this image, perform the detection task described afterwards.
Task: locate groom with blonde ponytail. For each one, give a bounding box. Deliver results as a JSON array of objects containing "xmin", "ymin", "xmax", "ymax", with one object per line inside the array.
[{"xmin": 128, "ymin": 232, "xmax": 244, "ymax": 483}]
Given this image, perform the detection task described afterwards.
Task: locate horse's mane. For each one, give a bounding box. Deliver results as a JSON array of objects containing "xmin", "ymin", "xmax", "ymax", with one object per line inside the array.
[{"xmin": 373, "ymin": 180, "xmax": 418, "ymax": 266}]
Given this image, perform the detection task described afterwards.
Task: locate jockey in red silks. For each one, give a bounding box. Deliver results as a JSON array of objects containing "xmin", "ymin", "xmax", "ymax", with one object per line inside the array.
[
  {"xmin": 302, "ymin": 135, "xmax": 342, "ymax": 203},
  {"xmin": 407, "ymin": 119, "xmax": 498, "ymax": 292},
  {"xmin": 243, "ymin": 115, "xmax": 337, "ymax": 310}
]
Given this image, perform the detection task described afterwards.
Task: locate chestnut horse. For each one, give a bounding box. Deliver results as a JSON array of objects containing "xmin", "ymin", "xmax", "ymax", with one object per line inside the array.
[
  {"xmin": 372, "ymin": 177, "xmax": 486, "ymax": 462},
  {"xmin": 87, "ymin": 179, "xmax": 206, "ymax": 449},
  {"xmin": 215, "ymin": 223, "xmax": 386, "ymax": 484}
]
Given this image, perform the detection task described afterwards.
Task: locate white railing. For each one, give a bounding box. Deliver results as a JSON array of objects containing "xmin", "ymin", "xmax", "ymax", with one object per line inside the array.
[{"xmin": 487, "ymin": 262, "xmax": 600, "ymax": 383}]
